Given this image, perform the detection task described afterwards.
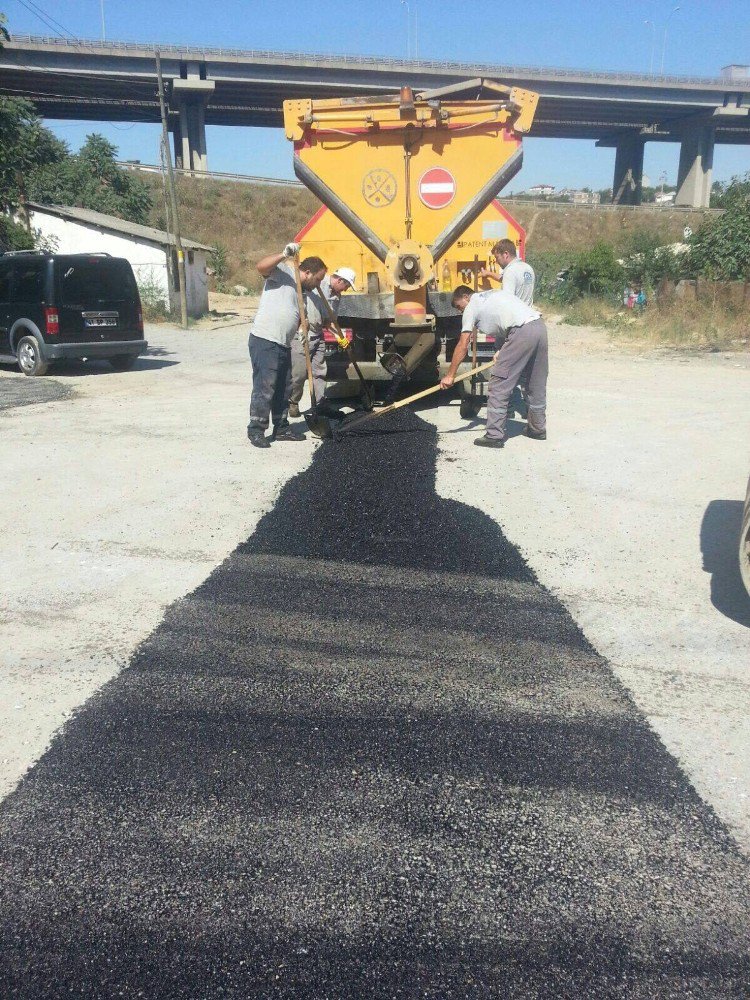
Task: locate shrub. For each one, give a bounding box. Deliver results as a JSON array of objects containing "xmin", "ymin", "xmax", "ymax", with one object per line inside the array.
[
  {"xmin": 568, "ymin": 242, "xmax": 624, "ymax": 297},
  {"xmin": 210, "ymin": 243, "xmax": 229, "ymax": 292},
  {"xmin": 137, "ymin": 272, "xmax": 170, "ymax": 322},
  {"xmin": 685, "ymin": 197, "xmax": 750, "ymax": 281},
  {"xmin": 622, "ymin": 229, "xmax": 684, "ymax": 288},
  {"xmin": 0, "ymin": 215, "xmax": 34, "ymax": 252}
]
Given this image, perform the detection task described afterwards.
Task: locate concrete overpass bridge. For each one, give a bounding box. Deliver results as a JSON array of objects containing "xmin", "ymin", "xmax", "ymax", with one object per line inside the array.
[{"xmin": 2, "ymin": 35, "xmax": 749, "ymax": 207}]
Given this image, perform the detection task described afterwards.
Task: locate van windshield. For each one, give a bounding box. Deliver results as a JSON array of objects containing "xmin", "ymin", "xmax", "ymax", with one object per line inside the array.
[{"xmin": 58, "ymin": 259, "xmax": 138, "ymax": 305}]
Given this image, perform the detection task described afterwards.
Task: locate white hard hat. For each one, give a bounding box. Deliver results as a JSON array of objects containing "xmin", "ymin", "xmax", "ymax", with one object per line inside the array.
[{"xmin": 332, "ymin": 267, "xmax": 357, "ymax": 291}]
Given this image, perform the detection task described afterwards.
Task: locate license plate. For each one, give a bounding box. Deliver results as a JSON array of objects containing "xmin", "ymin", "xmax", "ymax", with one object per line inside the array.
[{"xmin": 85, "ymin": 317, "xmax": 117, "ymax": 328}]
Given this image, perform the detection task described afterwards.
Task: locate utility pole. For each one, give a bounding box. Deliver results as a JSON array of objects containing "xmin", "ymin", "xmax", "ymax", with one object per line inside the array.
[
  {"xmin": 155, "ymin": 49, "xmax": 188, "ymax": 329},
  {"xmin": 100, "ymin": 0, "xmax": 106, "ymax": 41}
]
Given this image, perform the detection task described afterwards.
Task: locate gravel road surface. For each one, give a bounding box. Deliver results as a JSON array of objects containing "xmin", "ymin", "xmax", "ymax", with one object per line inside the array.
[{"xmin": 1, "ymin": 408, "xmax": 749, "ymax": 998}]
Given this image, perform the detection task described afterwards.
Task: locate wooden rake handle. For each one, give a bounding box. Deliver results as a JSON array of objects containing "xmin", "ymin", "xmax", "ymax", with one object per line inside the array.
[
  {"xmin": 339, "ymin": 359, "xmax": 495, "ymax": 434},
  {"xmin": 291, "ymin": 255, "xmax": 317, "ymax": 409}
]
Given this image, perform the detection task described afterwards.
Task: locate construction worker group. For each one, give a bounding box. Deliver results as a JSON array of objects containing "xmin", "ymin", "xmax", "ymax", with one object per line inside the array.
[{"xmin": 247, "ymin": 237, "xmax": 547, "ymax": 450}]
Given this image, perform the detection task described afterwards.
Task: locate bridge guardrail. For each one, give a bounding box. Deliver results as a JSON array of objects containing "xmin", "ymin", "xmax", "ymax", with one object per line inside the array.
[
  {"xmin": 501, "ymin": 198, "xmax": 723, "ymax": 214},
  {"xmin": 116, "ymin": 163, "xmax": 723, "ymax": 214},
  {"xmin": 117, "ymin": 162, "xmax": 303, "ymax": 187},
  {"xmin": 8, "ymin": 34, "xmax": 730, "ymax": 88}
]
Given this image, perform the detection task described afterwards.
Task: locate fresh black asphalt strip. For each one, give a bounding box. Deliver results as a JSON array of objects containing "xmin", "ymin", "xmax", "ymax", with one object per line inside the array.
[
  {"xmin": 1, "ymin": 411, "xmax": 749, "ymax": 998},
  {"xmin": 0, "ymin": 376, "xmax": 73, "ymax": 411}
]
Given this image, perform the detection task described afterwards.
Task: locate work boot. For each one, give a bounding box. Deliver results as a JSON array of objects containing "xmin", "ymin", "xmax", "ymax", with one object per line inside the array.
[
  {"xmin": 288, "ymin": 401, "xmax": 300, "ymax": 419},
  {"xmin": 526, "ymin": 427, "xmax": 547, "ymax": 440},
  {"xmin": 474, "ymin": 434, "xmax": 505, "ymax": 449},
  {"xmin": 247, "ymin": 426, "xmax": 271, "ymax": 449},
  {"xmin": 273, "ymin": 424, "xmax": 306, "ymax": 442}
]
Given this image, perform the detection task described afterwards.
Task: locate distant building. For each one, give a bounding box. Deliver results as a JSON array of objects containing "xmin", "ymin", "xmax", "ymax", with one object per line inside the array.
[
  {"xmin": 654, "ymin": 191, "xmax": 676, "ymax": 205},
  {"xmin": 570, "ymin": 190, "xmax": 601, "ymax": 205},
  {"xmin": 527, "ymin": 184, "xmax": 556, "ymax": 197},
  {"xmin": 722, "ymin": 65, "xmax": 749, "ymax": 82},
  {"xmin": 25, "ymin": 203, "xmax": 214, "ymax": 318}
]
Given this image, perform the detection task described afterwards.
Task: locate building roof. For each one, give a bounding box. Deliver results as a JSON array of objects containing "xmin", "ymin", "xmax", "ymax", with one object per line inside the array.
[{"xmin": 26, "ymin": 202, "xmax": 215, "ymax": 253}]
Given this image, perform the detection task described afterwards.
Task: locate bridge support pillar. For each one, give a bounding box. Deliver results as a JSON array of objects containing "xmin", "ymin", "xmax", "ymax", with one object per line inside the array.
[
  {"xmin": 170, "ymin": 76, "xmax": 214, "ymax": 173},
  {"xmin": 612, "ymin": 135, "xmax": 644, "ymax": 205},
  {"xmin": 675, "ymin": 126, "xmax": 714, "ymax": 208}
]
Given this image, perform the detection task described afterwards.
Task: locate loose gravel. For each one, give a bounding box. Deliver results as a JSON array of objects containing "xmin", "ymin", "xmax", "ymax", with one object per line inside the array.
[{"xmin": 1, "ymin": 410, "xmax": 749, "ymax": 998}]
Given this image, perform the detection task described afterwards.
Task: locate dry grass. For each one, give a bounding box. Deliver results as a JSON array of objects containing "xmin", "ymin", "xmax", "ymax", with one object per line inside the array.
[
  {"xmin": 142, "ymin": 174, "xmax": 318, "ymax": 291},
  {"xmin": 560, "ymin": 293, "xmax": 750, "ymax": 351},
  {"xmin": 141, "ymin": 172, "xmax": 714, "ymax": 293},
  {"xmin": 507, "ymin": 202, "xmax": 710, "ymax": 253}
]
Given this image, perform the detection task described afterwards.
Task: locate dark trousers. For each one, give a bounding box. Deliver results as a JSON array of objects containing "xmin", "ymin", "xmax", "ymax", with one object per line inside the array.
[{"xmin": 248, "ymin": 334, "xmax": 292, "ymax": 431}]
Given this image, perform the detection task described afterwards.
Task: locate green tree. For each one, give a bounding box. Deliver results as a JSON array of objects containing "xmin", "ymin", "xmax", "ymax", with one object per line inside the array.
[
  {"xmin": 687, "ymin": 194, "xmax": 750, "ymax": 280},
  {"xmin": 0, "ymin": 95, "xmax": 68, "ymax": 252},
  {"xmin": 29, "ymin": 134, "xmax": 153, "ymax": 223},
  {"xmin": 709, "ymin": 172, "xmax": 750, "ymax": 211},
  {"xmin": 0, "ymin": 97, "xmax": 68, "ymax": 212}
]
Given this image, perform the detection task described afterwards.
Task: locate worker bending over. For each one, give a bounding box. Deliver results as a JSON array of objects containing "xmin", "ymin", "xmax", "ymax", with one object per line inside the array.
[
  {"xmin": 441, "ymin": 287, "xmax": 548, "ymax": 449},
  {"xmin": 247, "ymin": 242, "xmax": 326, "ymax": 448},
  {"xmin": 288, "ymin": 267, "xmax": 357, "ymax": 420},
  {"xmin": 479, "ymin": 238, "xmax": 535, "ymax": 304}
]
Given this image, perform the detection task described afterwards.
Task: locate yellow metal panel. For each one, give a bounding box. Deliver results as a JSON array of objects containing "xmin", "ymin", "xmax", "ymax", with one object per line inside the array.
[
  {"xmin": 296, "ymin": 201, "xmax": 526, "ymax": 295},
  {"xmin": 295, "ymin": 125, "xmax": 521, "ymax": 252}
]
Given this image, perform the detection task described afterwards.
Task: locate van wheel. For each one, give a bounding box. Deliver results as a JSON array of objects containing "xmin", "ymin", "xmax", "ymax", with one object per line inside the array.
[
  {"xmin": 109, "ymin": 354, "xmax": 138, "ymax": 371},
  {"xmin": 17, "ymin": 335, "xmax": 49, "ymax": 377}
]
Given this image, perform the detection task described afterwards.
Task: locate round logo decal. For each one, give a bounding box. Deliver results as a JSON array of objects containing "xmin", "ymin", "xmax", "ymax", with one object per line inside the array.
[
  {"xmin": 419, "ymin": 167, "xmax": 456, "ymax": 209},
  {"xmin": 362, "ymin": 169, "xmax": 398, "ymax": 208}
]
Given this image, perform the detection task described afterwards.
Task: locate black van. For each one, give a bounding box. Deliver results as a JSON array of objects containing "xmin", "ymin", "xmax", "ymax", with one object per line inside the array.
[{"xmin": 0, "ymin": 251, "xmax": 148, "ymax": 376}]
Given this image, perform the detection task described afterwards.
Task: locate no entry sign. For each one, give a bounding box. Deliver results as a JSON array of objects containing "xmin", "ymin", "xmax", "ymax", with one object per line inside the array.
[{"xmin": 418, "ymin": 167, "xmax": 456, "ymax": 209}]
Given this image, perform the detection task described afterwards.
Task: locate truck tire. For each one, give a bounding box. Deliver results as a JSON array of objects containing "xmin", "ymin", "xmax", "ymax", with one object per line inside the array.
[{"xmin": 16, "ymin": 335, "xmax": 49, "ymax": 377}]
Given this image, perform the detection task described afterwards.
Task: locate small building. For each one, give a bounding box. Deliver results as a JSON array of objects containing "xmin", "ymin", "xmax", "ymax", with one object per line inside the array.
[
  {"xmin": 527, "ymin": 184, "xmax": 556, "ymax": 197},
  {"xmin": 570, "ymin": 189, "xmax": 601, "ymax": 205},
  {"xmin": 24, "ymin": 202, "xmax": 214, "ymax": 318},
  {"xmin": 654, "ymin": 190, "xmax": 676, "ymax": 205}
]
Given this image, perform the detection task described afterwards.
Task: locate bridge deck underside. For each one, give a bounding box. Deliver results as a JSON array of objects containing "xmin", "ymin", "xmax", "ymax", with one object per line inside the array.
[{"xmin": 2, "ymin": 68, "xmax": 750, "ymax": 144}]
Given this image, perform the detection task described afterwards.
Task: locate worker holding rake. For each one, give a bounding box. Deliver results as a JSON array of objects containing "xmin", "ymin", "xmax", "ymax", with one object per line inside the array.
[
  {"xmin": 441, "ymin": 286, "xmax": 548, "ymax": 449},
  {"xmin": 247, "ymin": 243, "xmax": 326, "ymax": 449},
  {"xmin": 288, "ymin": 266, "xmax": 357, "ymax": 420}
]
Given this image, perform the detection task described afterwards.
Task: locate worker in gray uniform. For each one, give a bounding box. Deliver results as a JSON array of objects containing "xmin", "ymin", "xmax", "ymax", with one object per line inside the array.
[
  {"xmin": 441, "ymin": 286, "xmax": 547, "ymax": 449},
  {"xmin": 479, "ymin": 237, "xmax": 536, "ymax": 418},
  {"xmin": 288, "ymin": 266, "xmax": 357, "ymax": 419},
  {"xmin": 479, "ymin": 238, "xmax": 535, "ymax": 304},
  {"xmin": 247, "ymin": 242, "xmax": 327, "ymax": 448}
]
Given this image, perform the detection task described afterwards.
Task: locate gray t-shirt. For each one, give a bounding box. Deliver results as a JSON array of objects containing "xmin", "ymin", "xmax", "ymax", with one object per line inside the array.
[
  {"xmin": 501, "ymin": 257, "xmax": 535, "ymax": 305},
  {"xmin": 303, "ymin": 275, "xmax": 341, "ymax": 342},
  {"xmin": 461, "ymin": 290, "xmax": 540, "ymax": 341},
  {"xmin": 250, "ymin": 262, "xmax": 299, "ymax": 348}
]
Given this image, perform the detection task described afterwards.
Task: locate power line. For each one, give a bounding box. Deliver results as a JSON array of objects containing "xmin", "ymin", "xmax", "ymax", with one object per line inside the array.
[{"xmin": 13, "ymin": 0, "xmax": 76, "ymax": 40}]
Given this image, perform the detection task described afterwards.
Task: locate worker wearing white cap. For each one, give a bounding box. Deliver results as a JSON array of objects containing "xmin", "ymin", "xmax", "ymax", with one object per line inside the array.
[{"xmin": 288, "ymin": 267, "xmax": 357, "ymax": 418}]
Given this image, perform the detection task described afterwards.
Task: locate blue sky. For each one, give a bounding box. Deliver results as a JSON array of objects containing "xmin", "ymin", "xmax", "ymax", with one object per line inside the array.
[{"xmin": 5, "ymin": 0, "xmax": 750, "ymax": 189}]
